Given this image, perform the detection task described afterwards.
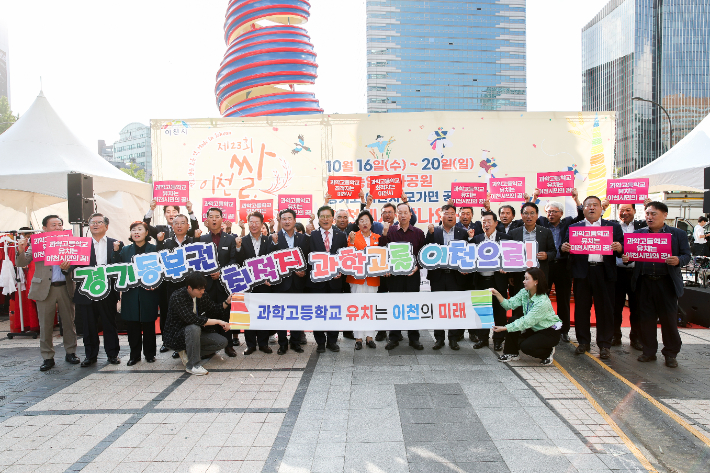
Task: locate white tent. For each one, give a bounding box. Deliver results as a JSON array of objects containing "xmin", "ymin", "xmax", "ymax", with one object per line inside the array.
[
  {"xmin": 623, "ymin": 112, "xmax": 710, "ymax": 192},
  {"xmin": 0, "ymin": 91, "xmax": 151, "ymax": 239}
]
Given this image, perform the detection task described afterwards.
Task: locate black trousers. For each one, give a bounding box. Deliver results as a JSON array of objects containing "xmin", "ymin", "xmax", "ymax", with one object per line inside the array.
[
  {"xmin": 125, "ymin": 320, "xmax": 156, "ymax": 360},
  {"xmin": 78, "ymin": 302, "xmax": 120, "ymax": 360},
  {"xmin": 692, "ymin": 242, "xmax": 708, "ymax": 256},
  {"xmin": 275, "ymin": 284, "xmax": 304, "ymax": 348},
  {"xmin": 614, "ymin": 267, "xmax": 641, "ymax": 342},
  {"xmin": 637, "ymin": 275, "xmax": 682, "ymax": 358},
  {"xmin": 548, "ymin": 259, "xmax": 572, "ymax": 335},
  {"xmin": 244, "ymin": 330, "xmax": 270, "ymax": 349},
  {"xmin": 431, "ymin": 271, "xmax": 463, "ymax": 341},
  {"xmin": 387, "ymin": 273, "xmax": 420, "ymax": 342},
  {"xmin": 311, "ymin": 285, "xmax": 339, "ymax": 346},
  {"xmin": 506, "ymin": 327, "xmax": 560, "ymax": 359},
  {"xmin": 573, "ymin": 265, "xmax": 615, "ymax": 348},
  {"xmin": 473, "ymin": 274, "xmax": 507, "ymax": 342}
]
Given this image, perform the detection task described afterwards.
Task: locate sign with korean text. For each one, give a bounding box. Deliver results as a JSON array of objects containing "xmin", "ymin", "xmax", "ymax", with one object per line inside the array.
[
  {"xmin": 624, "ymin": 233, "xmax": 671, "ymax": 263},
  {"xmin": 418, "ymin": 240, "xmax": 538, "ymax": 272},
  {"xmin": 30, "ymin": 230, "xmax": 73, "ymax": 261},
  {"xmin": 327, "ymin": 176, "xmax": 362, "ymax": 199},
  {"xmin": 537, "ymin": 172, "xmax": 574, "ymax": 197},
  {"xmin": 44, "ymin": 236, "xmax": 92, "ymax": 265},
  {"xmin": 450, "ymin": 183, "xmax": 487, "ymax": 207},
  {"xmin": 489, "ymin": 177, "xmax": 525, "ymax": 202},
  {"xmin": 153, "ymin": 181, "xmax": 189, "ymax": 205},
  {"xmin": 239, "ymin": 200, "xmax": 274, "ymax": 222},
  {"xmin": 367, "ymin": 174, "xmax": 403, "ymax": 199},
  {"xmin": 278, "ymin": 194, "xmax": 313, "ymax": 218},
  {"xmin": 606, "ymin": 179, "xmax": 649, "ymax": 204},
  {"xmin": 569, "ymin": 227, "xmax": 613, "ymax": 255},
  {"xmin": 202, "ymin": 198, "xmax": 237, "ymax": 222}
]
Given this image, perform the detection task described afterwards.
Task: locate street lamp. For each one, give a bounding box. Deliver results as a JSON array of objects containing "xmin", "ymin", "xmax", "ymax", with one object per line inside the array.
[{"xmin": 632, "ymin": 96, "xmax": 673, "ymax": 150}]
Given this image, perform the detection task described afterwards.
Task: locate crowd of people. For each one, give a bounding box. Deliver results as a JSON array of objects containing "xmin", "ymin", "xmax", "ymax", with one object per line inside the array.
[{"xmin": 14, "ymin": 187, "xmax": 694, "ymax": 375}]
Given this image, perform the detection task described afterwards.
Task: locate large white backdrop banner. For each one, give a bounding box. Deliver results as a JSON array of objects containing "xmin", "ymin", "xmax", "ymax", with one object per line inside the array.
[{"xmin": 230, "ymin": 290, "xmax": 493, "ymax": 331}]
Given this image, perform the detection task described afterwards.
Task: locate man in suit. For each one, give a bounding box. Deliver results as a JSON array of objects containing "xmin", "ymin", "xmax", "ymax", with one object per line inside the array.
[
  {"xmin": 16, "ymin": 215, "xmax": 80, "ymax": 371},
  {"xmin": 561, "ymin": 196, "xmax": 624, "ymax": 360},
  {"xmin": 199, "ymin": 207, "xmax": 239, "ymax": 356},
  {"xmin": 508, "ymin": 203, "xmax": 556, "ymax": 279},
  {"xmin": 143, "ymin": 200, "xmax": 201, "ymax": 240},
  {"xmin": 426, "ymin": 204, "xmax": 470, "ymax": 350},
  {"xmin": 308, "ymin": 205, "xmax": 347, "ymax": 353},
  {"xmin": 269, "ymin": 208, "xmax": 310, "ymax": 355},
  {"xmin": 73, "ymin": 213, "xmax": 121, "ymax": 367},
  {"xmin": 628, "ymin": 201, "xmax": 691, "ymax": 368},
  {"xmin": 236, "ymin": 211, "xmax": 273, "ymax": 355}
]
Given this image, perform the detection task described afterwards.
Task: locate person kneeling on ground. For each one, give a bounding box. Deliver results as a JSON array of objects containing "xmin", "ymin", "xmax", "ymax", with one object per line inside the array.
[
  {"xmin": 490, "ymin": 267, "xmax": 562, "ymax": 366},
  {"xmin": 162, "ymin": 272, "xmax": 232, "ymax": 375}
]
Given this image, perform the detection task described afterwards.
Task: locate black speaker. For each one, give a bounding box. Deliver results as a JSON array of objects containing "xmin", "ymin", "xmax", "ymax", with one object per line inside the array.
[
  {"xmin": 705, "ymin": 167, "xmax": 710, "ymax": 189},
  {"xmin": 704, "ymin": 190, "xmax": 710, "ymax": 214},
  {"xmin": 67, "ymin": 173, "xmax": 94, "ymax": 224},
  {"xmin": 678, "ymin": 287, "xmax": 710, "ymax": 328}
]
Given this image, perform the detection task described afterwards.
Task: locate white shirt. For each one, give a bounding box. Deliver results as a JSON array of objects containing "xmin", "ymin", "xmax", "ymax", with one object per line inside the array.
[
  {"xmin": 480, "ymin": 230, "xmax": 497, "ymax": 277},
  {"xmin": 694, "ymin": 224, "xmax": 706, "ymax": 244},
  {"xmin": 93, "ymin": 235, "xmax": 108, "ymax": 266},
  {"xmin": 585, "ymin": 219, "xmax": 603, "ymax": 263},
  {"xmin": 442, "ymin": 226, "xmax": 455, "ymax": 245},
  {"xmin": 251, "ymin": 234, "xmax": 261, "ymax": 255},
  {"xmin": 321, "ymin": 228, "xmax": 333, "ymax": 250},
  {"xmin": 617, "ymin": 221, "xmax": 636, "ymax": 267}
]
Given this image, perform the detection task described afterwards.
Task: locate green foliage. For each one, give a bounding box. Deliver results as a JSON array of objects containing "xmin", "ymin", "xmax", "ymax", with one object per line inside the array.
[
  {"xmin": 121, "ymin": 163, "xmax": 150, "ymax": 183},
  {"xmin": 0, "ymin": 96, "xmax": 18, "ymax": 135}
]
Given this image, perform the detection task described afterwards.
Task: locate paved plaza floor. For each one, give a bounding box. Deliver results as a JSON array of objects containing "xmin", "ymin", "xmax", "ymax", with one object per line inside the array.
[{"xmin": 1, "ymin": 319, "xmax": 709, "ymax": 473}]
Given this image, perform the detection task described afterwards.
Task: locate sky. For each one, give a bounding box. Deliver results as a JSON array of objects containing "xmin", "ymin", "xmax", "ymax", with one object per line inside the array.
[{"xmin": 2, "ymin": 0, "xmax": 610, "ymax": 151}]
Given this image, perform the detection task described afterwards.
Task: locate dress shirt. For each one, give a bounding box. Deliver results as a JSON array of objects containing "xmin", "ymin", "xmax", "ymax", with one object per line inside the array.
[
  {"xmin": 364, "ymin": 234, "xmax": 371, "ymax": 246},
  {"xmin": 455, "ymin": 221, "xmax": 475, "ymax": 231},
  {"xmin": 145, "ymin": 208, "xmax": 198, "ymax": 222},
  {"xmin": 322, "ymin": 228, "xmax": 333, "ymax": 251},
  {"xmin": 617, "ymin": 221, "xmax": 636, "ymax": 268},
  {"xmin": 251, "ymin": 234, "xmax": 261, "ymax": 255},
  {"xmin": 585, "ymin": 219, "xmax": 603, "ymax": 263},
  {"xmin": 93, "ymin": 235, "xmax": 108, "ymax": 266},
  {"xmin": 522, "ymin": 225, "xmax": 537, "ymax": 242},
  {"xmin": 210, "ymin": 231, "xmax": 221, "ymax": 247},
  {"xmin": 51, "ymin": 265, "xmax": 66, "ymax": 283},
  {"xmin": 379, "ymin": 224, "xmax": 426, "ymax": 257},
  {"xmin": 694, "ymin": 224, "xmax": 706, "ymax": 244},
  {"xmin": 283, "ymin": 230, "xmax": 295, "ymax": 248},
  {"xmin": 442, "ymin": 226, "xmax": 455, "ymax": 245},
  {"xmin": 642, "ymin": 226, "xmax": 669, "ymax": 276},
  {"xmin": 549, "ymin": 224, "xmax": 562, "ymax": 259},
  {"xmin": 480, "ymin": 231, "xmax": 497, "ymax": 277},
  {"xmin": 504, "ymin": 223, "xmax": 512, "ymax": 234}
]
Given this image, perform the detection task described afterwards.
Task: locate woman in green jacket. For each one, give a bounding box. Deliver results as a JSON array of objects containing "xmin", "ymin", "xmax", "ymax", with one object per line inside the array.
[
  {"xmin": 112, "ymin": 221, "xmax": 160, "ymax": 365},
  {"xmin": 491, "ymin": 267, "xmax": 562, "ymax": 366}
]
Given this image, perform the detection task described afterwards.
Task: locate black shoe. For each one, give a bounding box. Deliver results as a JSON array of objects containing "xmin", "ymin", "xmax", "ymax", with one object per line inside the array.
[
  {"xmin": 225, "ymin": 346, "xmax": 237, "ymax": 357},
  {"xmin": 146, "ymin": 357, "xmax": 156, "ymax": 363},
  {"xmin": 232, "ymin": 337, "xmax": 241, "ymax": 347},
  {"xmin": 561, "ymin": 333, "xmax": 570, "ymax": 343},
  {"xmin": 126, "ymin": 358, "xmax": 140, "ymax": 366},
  {"xmin": 40, "ymin": 358, "xmax": 55, "ymax": 371},
  {"xmin": 630, "ymin": 340, "xmax": 644, "ymax": 351},
  {"xmin": 327, "ymin": 343, "xmax": 340, "ymax": 352},
  {"xmin": 574, "ymin": 344, "xmax": 590, "ymax": 355},
  {"xmin": 107, "ymin": 357, "xmax": 120, "ymax": 365},
  {"xmin": 449, "ymin": 340, "xmax": 460, "ymax": 351},
  {"xmin": 473, "ymin": 340, "xmax": 488, "ymax": 349},
  {"xmin": 637, "ymin": 354, "xmax": 657, "ymax": 362},
  {"xmin": 259, "ymin": 346, "xmax": 273, "ymax": 354},
  {"xmin": 459, "ymin": 332, "xmax": 465, "ymax": 341},
  {"xmin": 468, "ymin": 333, "xmax": 478, "ymax": 343},
  {"xmin": 433, "ymin": 340, "xmax": 446, "ymax": 350},
  {"xmin": 343, "ymin": 331, "xmax": 355, "ymax": 340},
  {"xmin": 375, "ymin": 332, "xmax": 387, "ymax": 342},
  {"xmin": 160, "ymin": 345, "xmax": 169, "ymax": 353},
  {"xmin": 316, "ymin": 344, "xmax": 326, "ymax": 353},
  {"xmin": 172, "ymin": 351, "xmax": 180, "ymax": 359},
  {"xmin": 277, "ymin": 346, "xmax": 288, "ymax": 355},
  {"xmin": 393, "ymin": 334, "xmax": 404, "ymax": 342},
  {"xmin": 385, "ymin": 340, "xmax": 399, "ymax": 350},
  {"xmin": 80, "ymin": 357, "xmax": 97, "ymax": 367},
  {"xmin": 355, "ymin": 341, "xmax": 363, "ymax": 350},
  {"xmin": 611, "ymin": 337, "xmax": 622, "ymax": 346},
  {"xmin": 599, "ymin": 347, "xmax": 611, "ymax": 360},
  {"xmin": 244, "ymin": 347, "xmax": 257, "ymax": 355},
  {"xmin": 300, "ymin": 333, "xmax": 307, "ymax": 345},
  {"xmin": 409, "ymin": 340, "xmax": 424, "ymax": 350},
  {"xmin": 366, "ymin": 340, "xmax": 376, "ymax": 349},
  {"xmin": 65, "ymin": 353, "xmax": 80, "ymax": 364},
  {"xmin": 290, "ymin": 344, "xmax": 304, "ymax": 353},
  {"xmin": 493, "ymin": 342, "xmax": 503, "ymax": 352},
  {"xmin": 665, "ymin": 356, "xmax": 678, "ymax": 368}
]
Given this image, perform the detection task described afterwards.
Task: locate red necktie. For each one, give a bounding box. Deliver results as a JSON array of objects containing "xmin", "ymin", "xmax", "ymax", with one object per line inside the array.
[{"xmin": 324, "ymin": 230, "xmax": 330, "ymax": 252}]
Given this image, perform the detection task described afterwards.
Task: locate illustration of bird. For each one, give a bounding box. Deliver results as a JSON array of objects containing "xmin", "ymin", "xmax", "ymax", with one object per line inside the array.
[
  {"xmin": 291, "ymin": 135, "xmax": 311, "ymax": 155},
  {"xmin": 427, "ymin": 127, "xmax": 454, "ymax": 157}
]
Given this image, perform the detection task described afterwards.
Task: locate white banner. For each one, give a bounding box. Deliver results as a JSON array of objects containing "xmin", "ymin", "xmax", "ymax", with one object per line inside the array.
[{"xmin": 230, "ymin": 290, "xmax": 493, "ymax": 331}]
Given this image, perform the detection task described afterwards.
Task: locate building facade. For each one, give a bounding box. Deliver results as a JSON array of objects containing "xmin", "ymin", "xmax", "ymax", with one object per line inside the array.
[
  {"xmin": 0, "ymin": 16, "xmax": 9, "ymax": 104},
  {"xmin": 111, "ymin": 122, "xmax": 152, "ymax": 178},
  {"xmin": 366, "ymin": 0, "xmax": 526, "ymax": 113},
  {"xmin": 582, "ymin": 0, "xmax": 710, "ymax": 176}
]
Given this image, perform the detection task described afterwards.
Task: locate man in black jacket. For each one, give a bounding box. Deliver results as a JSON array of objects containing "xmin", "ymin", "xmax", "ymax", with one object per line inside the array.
[
  {"xmin": 143, "ymin": 199, "xmax": 201, "ymax": 240},
  {"xmin": 508, "ymin": 203, "xmax": 557, "ymax": 280}
]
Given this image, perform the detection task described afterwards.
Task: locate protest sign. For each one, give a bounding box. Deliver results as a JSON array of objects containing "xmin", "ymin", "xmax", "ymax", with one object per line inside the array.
[
  {"xmin": 239, "ymin": 200, "xmax": 274, "ymax": 222},
  {"xmin": 606, "ymin": 179, "xmax": 649, "ymax": 204},
  {"xmin": 489, "ymin": 177, "xmax": 525, "ymax": 202},
  {"xmin": 624, "ymin": 234, "xmax": 671, "ymax": 263},
  {"xmin": 278, "ymin": 195, "xmax": 313, "ymax": 218},
  {"xmin": 327, "ymin": 176, "xmax": 362, "ymax": 199},
  {"xmin": 202, "ymin": 198, "xmax": 237, "ymax": 222},
  {"xmin": 367, "ymin": 174, "xmax": 403, "ymax": 199},
  {"xmin": 44, "ymin": 236, "xmax": 92, "ymax": 265},
  {"xmin": 30, "ymin": 230, "xmax": 73, "ymax": 261},
  {"xmin": 537, "ymin": 172, "xmax": 574, "ymax": 197},
  {"xmin": 153, "ymin": 181, "xmax": 189, "ymax": 205},
  {"xmin": 569, "ymin": 227, "xmax": 612, "ymax": 255},
  {"xmin": 450, "ymin": 183, "xmax": 487, "ymax": 207}
]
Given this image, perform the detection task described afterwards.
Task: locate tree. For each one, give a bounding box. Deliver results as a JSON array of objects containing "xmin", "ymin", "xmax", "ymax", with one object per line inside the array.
[
  {"xmin": 0, "ymin": 96, "xmax": 18, "ymax": 135},
  {"xmin": 121, "ymin": 163, "xmax": 149, "ymax": 183}
]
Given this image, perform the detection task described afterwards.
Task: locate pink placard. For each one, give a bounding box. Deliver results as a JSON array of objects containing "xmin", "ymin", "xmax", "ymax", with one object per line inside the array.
[
  {"xmin": 44, "ymin": 236, "xmax": 92, "ymax": 265},
  {"xmin": 537, "ymin": 172, "xmax": 574, "ymax": 197},
  {"xmin": 153, "ymin": 181, "xmax": 189, "ymax": 205},
  {"xmin": 327, "ymin": 176, "xmax": 363, "ymax": 199},
  {"xmin": 624, "ymin": 234, "xmax": 671, "ymax": 263},
  {"xmin": 240, "ymin": 200, "xmax": 274, "ymax": 222},
  {"xmin": 569, "ymin": 227, "xmax": 613, "ymax": 255},
  {"xmin": 606, "ymin": 179, "xmax": 649, "ymax": 204},
  {"xmin": 30, "ymin": 230, "xmax": 73, "ymax": 261},
  {"xmin": 278, "ymin": 195, "xmax": 313, "ymax": 218},
  {"xmin": 450, "ymin": 183, "xmax": 487, "ymax": 207},
  {"xmin": 367, "ymin": 174, "xmax": 403, "ymax": 199},
  {"xmin": 202, "ymin": 198, "xmax": 237, "ymax": 222},
  {"xmin": 489, "ymin": 177, "xmax": 525, "ymax": 202}
]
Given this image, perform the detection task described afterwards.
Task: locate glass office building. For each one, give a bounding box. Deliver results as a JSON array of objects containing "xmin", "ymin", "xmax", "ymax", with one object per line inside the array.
[
  {"xmin": 582, "ymin": 0, "xmax": 710, "ymax": 176},
  {"xmin": 366, "ymin": 0, "xmax": 526, "ymax": 113}
]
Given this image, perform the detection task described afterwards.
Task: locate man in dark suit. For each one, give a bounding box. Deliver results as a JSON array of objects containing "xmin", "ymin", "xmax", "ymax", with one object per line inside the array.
[
  {"xmin": 73, "ymin": 213, "xmax": 121, "ymax": 367},
  {"xmin": 269, "ymin": 208, "xmax": 310, "ymax": 355},
  {"xmin": 629, "ymin": 202, "xmax": 691, "ymax": 368},
  {"xmin": 561, "ymin": 196, "xmax": 624, "ymax": 360},
  {"xmin": 307, "ymin": 205, "xmax": 347, "ymax": 353},
  {"xmin": 199, "ymin": 207, "xmax": 239, "ymax": 356},
  {"xmin": 508, "ymin": 203, "xmax": 557, "ymax": 280},
  {"xmin": 236, "ymin": 211, "xmax": 273, "ymax": 355},
  {"xmin": 425, "ymin": 204, "xmax": 470, "ymax": 350},
  {"xmin": 143, "ymin": 200, "xmax": 201, "ymax": 240}
]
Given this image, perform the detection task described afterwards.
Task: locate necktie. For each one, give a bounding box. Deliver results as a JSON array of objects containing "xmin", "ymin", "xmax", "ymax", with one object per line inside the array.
[{"xmin": 324, "ymin": 230, "xmax": 330, "ymax": 252}]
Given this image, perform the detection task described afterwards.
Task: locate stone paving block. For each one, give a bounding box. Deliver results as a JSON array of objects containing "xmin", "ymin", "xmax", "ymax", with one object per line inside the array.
[{"xmin": 494, "ymin": 439, "xmax": 579, "ymax": 473}]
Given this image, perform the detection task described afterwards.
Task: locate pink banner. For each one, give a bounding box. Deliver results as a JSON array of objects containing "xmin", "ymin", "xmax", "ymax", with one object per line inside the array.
[
  {"xmin": 30, "ymin": 230, "xmax": 73, "ymax": 261},
  {"xmin": 569, "ymin": 227, "xmax": 612, "ymax": 255},
  {"xmin": 606, "ymin": 179, "xmax": 649, "ymax": 204},
  {"xmin": 44, "ymin": 236, "xmax": 92, "ymax": 266},
  {"xmin": 153, "ymin": 181, "xmax": 189, "ymax": 205},
  {"xmin": 537, "ymin": 172, "xmax": 574, "ymax": 197},
  {"xmin": 240, "ymin": 200, "xmax": 274, "ymax": 222},
  {"xmin": 489, "ymin": 177, "xmax": 525, "ymax": 202},
  {"xmin": 202, "ymin": 198, "xmax": 237, "ymax": 222},
  {"xmin": 624, "ymin": 234, "xmax": 671, "ymax": 263},
  {"xmin": 278, "ymin": 195, "xmax": 313, "ymax": 218},
  {"xmin": 450, "ymin": 183, "xmax": 487, "ymax": 207}
]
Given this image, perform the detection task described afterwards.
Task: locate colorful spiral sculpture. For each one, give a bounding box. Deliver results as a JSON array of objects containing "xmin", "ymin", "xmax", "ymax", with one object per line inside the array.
[{"xmin": 215, "ymin": 0, "xmax": 323, "ymax": 118}]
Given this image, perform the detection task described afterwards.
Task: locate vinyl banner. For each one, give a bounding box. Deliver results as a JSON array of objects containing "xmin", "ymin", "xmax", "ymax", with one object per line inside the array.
[
  {"xmin": 367, "ymin": 174, "xmax": 403, "ymax": 199},
  {"xmin": 278, "ymin": 194, "xmax": 313, "ymax": 218},
  {"xmin": 229, "ymin": 290, "xmax": 494, "ymax": 331},
  {"xmin": 418, "ymin": 241, "xmax": 538, "ymax": 272},
  {"xmin": 239, "ymin": 200, "xmax": 274, "ymax": 222},
  {"xmin": 569, "ymin": 227, "xmax": 613, "ymax": 255},
  {"xmin": 537, "ymin": 172, "xmax": 574, "ymax": 197},
  {"xmin": 450, "ymin": 183, "xmax": 487, "ymax": 207},
  {"xmin": 624, "ymin": 234, "xmax": 671, "ymax": 263},
  {"xmin": 489, "ymin": 177, "xmax": 525, "ymax": 202},
  {"xmin": 153, "ymin": 181, "xmax": 189, "ymax": 205},
  {"xmin": 44, "ymin": 236, "xmax": 92, "ymax": 265},
  {"xmin": 30, "ymin": 230, "xmax": 73, "ymax": 261},
  {"xmin": 606, "ymin": 179, "xmax": 649, "ymax": 204},
  {"xmin": 202, "ymin": 198, "xmax": 237, "ymax": 222}
]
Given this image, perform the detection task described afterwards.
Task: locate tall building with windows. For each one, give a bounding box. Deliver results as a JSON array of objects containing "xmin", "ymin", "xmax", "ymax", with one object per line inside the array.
[
  {"xmin": 0, "ymin": 16, "xmax": 10, "ymax": 104},
  {"xmin": 112, "ymin": 122, "xmax": 152, "ymax": 178},
  {"xmin": 366, "ymin": 0, "xmax": 526, "ymax": 113},
  {"xmin": 582, "ymin": 0, "xmax": 710, "ymax": 176}
]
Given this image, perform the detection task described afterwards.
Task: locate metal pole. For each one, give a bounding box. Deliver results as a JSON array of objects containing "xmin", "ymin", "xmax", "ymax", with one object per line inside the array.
[{"xmin": 632, "ymin": 96, "xmax": 673, "ymax": 149}]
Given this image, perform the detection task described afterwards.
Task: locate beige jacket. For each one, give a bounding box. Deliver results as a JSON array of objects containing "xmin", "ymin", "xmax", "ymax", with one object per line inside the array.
[{"xmin": 15, "ymin": 249, "xmax": 75, "ymax": 302}]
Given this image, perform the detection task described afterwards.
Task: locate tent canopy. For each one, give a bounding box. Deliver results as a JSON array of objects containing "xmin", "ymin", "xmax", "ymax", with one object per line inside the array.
[{"xmin": 623, "ymin": 112, "xmax": 710, "ymax": 192}]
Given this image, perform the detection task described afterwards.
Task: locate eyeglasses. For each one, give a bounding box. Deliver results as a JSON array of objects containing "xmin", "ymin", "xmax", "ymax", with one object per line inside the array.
[
  {"xmin": 89, "ymin": 221, "xmax": 104, "ymax": 226},
  {"xmin": 319, "ymin": 215, "xmax": 333, "ymax": 220},
  {"xmin": 521, "ymin": 212, "xmax": 537, "ymax": 217}
]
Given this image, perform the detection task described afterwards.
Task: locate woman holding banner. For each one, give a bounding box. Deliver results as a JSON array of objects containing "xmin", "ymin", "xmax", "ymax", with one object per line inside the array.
[
  {"xmin": 490, "ymin": 268, "xmax": 561, "ymax": 366},
  {"xmin": 113, "ymin": 221, "xmax": 160, "ymax": 366},
  {"xmin": 348, "ymin": 210, "xmax": 380, "ymax": 350}
]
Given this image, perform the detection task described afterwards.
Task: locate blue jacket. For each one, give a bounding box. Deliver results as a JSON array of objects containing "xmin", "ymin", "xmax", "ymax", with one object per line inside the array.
[{"xmin": 630, "ymin": 225, "xmax": 691, "ymax": 298}]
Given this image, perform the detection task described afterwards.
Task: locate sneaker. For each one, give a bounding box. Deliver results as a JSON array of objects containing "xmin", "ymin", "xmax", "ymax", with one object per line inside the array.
[
  {"xmin": 186, "ymin": 365, "xmax": 208, "ymax": 376},
  {"xmin": 497, "ymin": 354, "xmax": 520, "ymax": 363},
  {"xmin": 540, "ymin": 357, "xmax": 554, "ymax": 366},
  {"xmin": 178, "ymin": 350, "xmax": 188, "ymax": 367}
]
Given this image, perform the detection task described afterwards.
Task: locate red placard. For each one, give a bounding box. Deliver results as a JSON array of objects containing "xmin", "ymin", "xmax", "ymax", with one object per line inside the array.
[
  {"xmin": 606, "ymin": 179, "xmax": 649, "ymax": 204},
  {"xmin": 327, "ymin": 176, "xmax": 362, "ymax": 199},
  {"xmin": 537, "ymin": 172, "xmax": 574, "ymax": 197},
  {"xmin": 450, "ymin": 183, "xmax": 487, "ymax": 207},
  {"xmin": 240, "ymin": 200, "xmax": 274, "ymax": 222},
  {"xmin": 569, "ymin": 227, "xmax": 612, "ymax": 255},
  {"xmin": 30, "ymin": 230, "xmax": 73, "ymax": 261},
  {"xmin": 278, "ymin": 195, "xmax": 313, "ymax": 218},
  {"xmin": 44, "ymin": 235, "xmax": 92, "ymax": 265},
  {"xmin": 153, "ymin": 181, "xmax": 189, "ymax": 205},
  {"xmin": 202, "ymin": 198, "xmax": 237, "ymax": 222},
  {"xmin": 367, "ymin": 174, "xmax": 403, "ymax": 199},
  {"xmin": 624, "ymin": 233, "xmax": 671, "ymax": 263},
  {"xmin": 489, "ymin": 177, "xmax": 525, "ymax": 202}
]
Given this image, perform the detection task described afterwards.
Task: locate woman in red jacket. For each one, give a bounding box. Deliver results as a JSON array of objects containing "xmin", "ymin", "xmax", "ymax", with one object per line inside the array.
[{"xmin": 347, "ymin": 210, "xmax": 380, "ymax": 350}]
